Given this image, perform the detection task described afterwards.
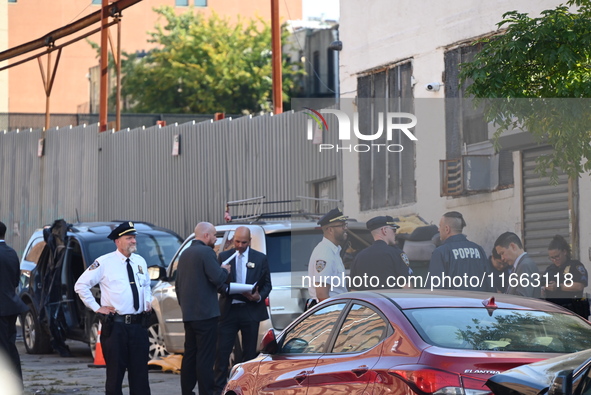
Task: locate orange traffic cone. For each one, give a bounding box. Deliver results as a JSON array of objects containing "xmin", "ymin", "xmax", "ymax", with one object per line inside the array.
[{"xmin": 88, "ymin": 322, "xmax": 106, "ymax": 368}]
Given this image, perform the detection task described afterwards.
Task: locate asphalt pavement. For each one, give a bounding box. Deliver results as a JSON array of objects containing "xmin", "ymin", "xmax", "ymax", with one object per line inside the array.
[{"xmin": 17, "ymin": 329, "xmax": 181, "ymax": 394}]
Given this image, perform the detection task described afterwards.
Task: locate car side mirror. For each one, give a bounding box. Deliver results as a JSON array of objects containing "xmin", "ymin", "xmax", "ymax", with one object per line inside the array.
[
  {"xmin": 549, "ymin": 370, "xmax": 573, "ymax": 395},
  {"xmin": 260, "ymin": 329, "xmax": 278, "ymax": 355},
  {"xmin": 148, "ymin": 266, "xmax": 166, "ymax": 281}
]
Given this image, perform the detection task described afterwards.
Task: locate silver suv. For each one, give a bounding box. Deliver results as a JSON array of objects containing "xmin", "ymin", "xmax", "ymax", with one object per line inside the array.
[{"xmin": 149, "ymin": 220, "xmax": 372, "ymax": 358}]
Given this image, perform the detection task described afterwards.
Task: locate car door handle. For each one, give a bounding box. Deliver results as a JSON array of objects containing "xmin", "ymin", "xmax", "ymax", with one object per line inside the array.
[
  {"xmin": 351, "ymin": 365, "xmax": 369, "ymax": 377},
  {"xmin": 294, "ymin": 371, "xmax": 310, "ymax": 384}
]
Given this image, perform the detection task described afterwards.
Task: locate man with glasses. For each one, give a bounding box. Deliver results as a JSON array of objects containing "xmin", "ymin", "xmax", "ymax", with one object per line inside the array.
[
  {"xmin": 307, "ymin": 208, "xmax": 349, "ymax": 309},
  {"xmin": 429, "ymin": 211, "xmax": 489, "ymax": 291},
  {"xmin": 350, "ymin": 216, "xmax": 412, "ymax": 290}
]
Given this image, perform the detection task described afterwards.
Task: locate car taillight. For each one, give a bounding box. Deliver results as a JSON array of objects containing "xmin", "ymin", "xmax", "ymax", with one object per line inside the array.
[{"xmin": 389, "ymin": 367, "xmax": 491, "ymax": 395}]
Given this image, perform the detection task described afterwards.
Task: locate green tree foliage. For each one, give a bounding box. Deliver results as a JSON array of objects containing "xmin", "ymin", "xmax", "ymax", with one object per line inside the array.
[
  {"xmin": 459, "ymin": 0, "xmax": 591, "ymax": 180},
  {"xmin": 120, "ymin": 7, "xmax": 302, "ymax": 114}
]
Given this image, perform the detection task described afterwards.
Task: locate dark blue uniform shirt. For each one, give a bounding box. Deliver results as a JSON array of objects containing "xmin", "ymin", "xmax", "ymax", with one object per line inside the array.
[
  {"xmin": 350, "ymin": 240, "xmax": 412, "ymax": 290},
  {"xmin": 428, "ymin": 234, "xmax": 488, "ymax": 291}
]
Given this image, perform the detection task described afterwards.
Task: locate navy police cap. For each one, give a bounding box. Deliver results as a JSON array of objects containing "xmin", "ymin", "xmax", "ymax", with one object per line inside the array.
[
  {"xmin": 366, "ymin": 215, "xmax": 400, "ymax": 231},
  {"xmin": 317, "ymin": 208, "xmax": 348, "ymax": 227},
  {"xmin": 107, "ymin": 221, "xmax": 138, "ymax": 240}
]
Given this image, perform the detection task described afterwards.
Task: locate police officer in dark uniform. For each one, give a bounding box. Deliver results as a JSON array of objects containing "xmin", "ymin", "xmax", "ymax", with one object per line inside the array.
[
  {"xmin": 428, "ymin": 211, "xmax": 488, "ymax": 291},
  {"xmin": 75, "ymin": 221, "xmax": 152, "ymax": 395},
  {"xmin": 350, "ymin": 216, "xmax": 412, "ymax": 290},
  {"xmin": 544, "ymin": 234, "xmax": 589, "ymax": 318}
]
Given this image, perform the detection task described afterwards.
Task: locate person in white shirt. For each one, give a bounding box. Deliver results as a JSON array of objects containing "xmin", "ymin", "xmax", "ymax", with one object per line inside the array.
[
  {"xmin": 307, "ymin": 208, "xmax": 349, "ymax": 308},
  {"xmin": 75, "ymin": 221, "xmax": 152, "ymax": 395}
]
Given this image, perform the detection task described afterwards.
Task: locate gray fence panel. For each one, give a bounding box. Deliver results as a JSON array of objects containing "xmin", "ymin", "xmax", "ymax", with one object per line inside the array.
[{"xmin": 1, "ymin": 111, "xmax": 342, "ymax": 255}]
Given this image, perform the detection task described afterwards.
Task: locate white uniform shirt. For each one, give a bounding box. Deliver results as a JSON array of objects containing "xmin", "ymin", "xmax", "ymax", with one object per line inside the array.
[
  {"xmin": 74, "ymin": 250, "xmax": 151, "ymax": 314},
  {"xmin": 307, "ymin": 237, "xmax": 347, "ymax": 301}
]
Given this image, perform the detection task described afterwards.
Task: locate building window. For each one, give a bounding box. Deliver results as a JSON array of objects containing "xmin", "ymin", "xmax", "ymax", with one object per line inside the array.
[
  {"xmin": 357, "ymin": 62, "xmax": 416, "ymax": 210},
  {"xmin": 8, "ymin": 0, "xmax": 17, "ymax": 3},
  {"xmin": 92, "ymin": 0, "xmax": 101, "ymax": 4},
  {"xmin": 442, "ymin": 43, "xmax": 514, "ymax": 195},
  {"xmin": 194, "ymin": 0, "xmax": 207, "ymax": 6},
  {"xmin": 175, "ymin": 0, "xmax": 189, "ymax": 6}
]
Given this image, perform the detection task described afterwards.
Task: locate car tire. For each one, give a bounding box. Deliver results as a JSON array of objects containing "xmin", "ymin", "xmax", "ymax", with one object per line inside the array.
[
  {"xmin": 21, "ymin": 303, "xmax": 52, "ymax": 354},
  {"xmin": 88, "ymin": 317, "xmax": 101, "ymax": 359},
  {"xmin": 147, "ymin": 314, "xmax": 169, "ymax": 360}
]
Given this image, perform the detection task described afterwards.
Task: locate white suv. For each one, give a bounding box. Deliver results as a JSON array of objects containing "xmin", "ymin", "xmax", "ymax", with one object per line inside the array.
[{"xmin": 149, "ymin": 220, "xmax": 372, "ymax": 358}]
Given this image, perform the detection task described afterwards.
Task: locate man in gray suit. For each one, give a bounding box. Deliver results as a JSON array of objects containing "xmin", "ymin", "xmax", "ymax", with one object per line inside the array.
[
  {"xmin": 494, "ymin": 231, "xmax": 541, "ymax": 298},
  {"xmin": 0, "ymin": 221, "xmax": 28, "ymax": 388},
  {"xmin": 176, "ymin": 222, "xmax": 231, "ymax": 395}
]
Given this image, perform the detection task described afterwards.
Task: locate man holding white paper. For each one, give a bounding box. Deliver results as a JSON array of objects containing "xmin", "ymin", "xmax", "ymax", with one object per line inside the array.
[{"xmin": 213, "ymin": 226, "xmax": 272, "ymax": 395}]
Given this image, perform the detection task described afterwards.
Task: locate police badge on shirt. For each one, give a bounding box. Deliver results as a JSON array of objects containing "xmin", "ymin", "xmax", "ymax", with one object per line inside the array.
[{"xmin": 315, "ymin": 260, "xmax": 326, "ymax": 272}]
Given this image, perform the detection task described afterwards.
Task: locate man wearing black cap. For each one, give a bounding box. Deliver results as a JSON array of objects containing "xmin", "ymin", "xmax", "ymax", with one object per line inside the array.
[
  {"xmin": 350, "ymin": 216, "xmax": 412, "ymax": 290},
  {"xmin": 307, "ymin": 208, "xmax": 349, "ymax": 307},
  {"xmin": 428, "ymin": 211, "xmax": 488, "ymax": 291},
  {"xmin": 75, "ymin": 221, "xmax": 152, "ymax": 395}
]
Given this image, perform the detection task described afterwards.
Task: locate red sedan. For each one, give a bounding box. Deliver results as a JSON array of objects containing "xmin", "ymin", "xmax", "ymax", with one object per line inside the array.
[{"xmin": 224, "ymin": 289, "xmax": 591, "ymax": 395}]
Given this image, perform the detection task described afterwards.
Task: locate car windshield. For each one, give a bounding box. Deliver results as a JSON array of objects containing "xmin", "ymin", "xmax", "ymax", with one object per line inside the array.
[
  {"xmin": 404, "ymin": 307, "xmax": 591, "ymax": 353},
  {"xmin": 85, "ymin": 234, "xmax": 182, "ymax": 269}
]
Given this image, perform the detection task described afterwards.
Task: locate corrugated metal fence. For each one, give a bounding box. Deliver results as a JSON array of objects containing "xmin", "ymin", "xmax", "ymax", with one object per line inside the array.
[{"xmin": 0, "ymin": 111, "xmax": 342, "ymax": 257}]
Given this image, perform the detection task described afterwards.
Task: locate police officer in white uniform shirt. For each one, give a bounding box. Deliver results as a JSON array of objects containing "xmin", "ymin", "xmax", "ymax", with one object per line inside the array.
[
  {"xmin": 307, "ymin": 208, "xmax": 349, "ymax": 309},
  {"xmin": 75, "ymin": 221, "xmax": 152, "ymax": 395}
]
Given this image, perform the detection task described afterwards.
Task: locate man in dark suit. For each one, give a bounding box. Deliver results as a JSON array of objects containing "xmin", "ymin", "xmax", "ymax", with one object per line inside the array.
[
  {"xmin": 213, "ymin": 226, "xmax": 272, "ymax": 395},
  {"xmin": 176, "ymin": 222, "xmax": 231, "ymax": 395},
  {"xmin": 0, "ymin": 221, "xmax": 28, "ymax": 388},
  {"xmin": 494, "ymin": 231, "xmax": 541, "ymax": 298}
]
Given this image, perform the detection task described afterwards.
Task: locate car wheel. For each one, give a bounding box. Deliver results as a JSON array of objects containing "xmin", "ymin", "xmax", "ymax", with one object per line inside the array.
[
  {"xmin": 147, "ymin": 314, "xmax": 169, "ymax": 360},
  {"xmin": 89, "ymin": 318, "xmax": 101, "ymax": 359},
  {"xmin": 21, "ymin": 303, "xmax": 52, "ymax": 354}
]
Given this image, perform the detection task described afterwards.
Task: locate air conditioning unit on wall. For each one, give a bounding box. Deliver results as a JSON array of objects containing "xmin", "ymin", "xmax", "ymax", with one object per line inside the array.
[{"xmin": 439, "ymin": 155, "xmax": 500, "ymax": 196}]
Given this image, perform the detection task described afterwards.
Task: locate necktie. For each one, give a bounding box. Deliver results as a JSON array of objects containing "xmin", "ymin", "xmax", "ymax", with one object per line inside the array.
[
  {"xmin": 236, "ymin": 253, "xmax": 244, "ymax": 283},
  {"xmin": 126, "ymin": 258, "xmax": 140, "ymax": 311}
]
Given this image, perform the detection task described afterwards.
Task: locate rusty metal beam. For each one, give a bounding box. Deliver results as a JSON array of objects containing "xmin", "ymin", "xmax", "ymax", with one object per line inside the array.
[
  {"xmin": 270, "ymin": 0, "xmax": 282, "ymax": 114},
  {"xmin": 0, "ymin": 21, "xmax": 117, "ymax": 73},
  {"xmin": 99, "ymin": 0, "xmax": 109, "ymax": 132},
  {"xmin": 0, "ymin": 0, "xmax": 142, "ymax": 63}
]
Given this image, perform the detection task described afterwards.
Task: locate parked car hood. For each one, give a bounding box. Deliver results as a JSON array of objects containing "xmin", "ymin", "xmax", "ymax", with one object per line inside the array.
[{"xmin": 486, "ymin": 349, "xmax": 591, "ymax": 395}]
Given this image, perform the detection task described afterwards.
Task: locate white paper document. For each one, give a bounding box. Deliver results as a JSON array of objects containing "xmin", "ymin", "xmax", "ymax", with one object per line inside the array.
[{"xmin": 228, "ymin": 282, "xmax": 257, "ymax": 295}]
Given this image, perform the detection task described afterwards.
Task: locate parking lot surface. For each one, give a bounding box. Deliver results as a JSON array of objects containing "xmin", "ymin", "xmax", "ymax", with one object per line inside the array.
[{"xmin": 18, "ymin": 332, "xmax": 180, "ymax": 394}]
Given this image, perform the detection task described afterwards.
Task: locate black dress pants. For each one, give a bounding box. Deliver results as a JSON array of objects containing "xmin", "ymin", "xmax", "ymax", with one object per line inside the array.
[
  {"xmin": 101, "ymin": 321, "xmax": 151, "ymax": 395},
  {"xmin": 181, "ymin": 317, "xmax": 219, "ymax": 395},
  {"xmin": 213, "ymin": 304, "xmax": 260, "ymax": 394}
]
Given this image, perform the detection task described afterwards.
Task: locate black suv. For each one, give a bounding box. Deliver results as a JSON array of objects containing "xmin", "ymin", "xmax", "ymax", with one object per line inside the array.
[{"xmin": 19, "ymin": 220, "xmax": 183, "ymax": 358}]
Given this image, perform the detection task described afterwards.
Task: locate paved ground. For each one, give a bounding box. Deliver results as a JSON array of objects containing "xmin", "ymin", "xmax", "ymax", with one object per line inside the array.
[{"xmin": 18, "ymin": 334, "xmax": 181, "ymax": 394}]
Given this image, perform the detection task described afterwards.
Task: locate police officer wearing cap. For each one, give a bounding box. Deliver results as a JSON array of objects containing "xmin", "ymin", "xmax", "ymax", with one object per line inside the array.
[
  {"xmin": 75, "ymin": 221, "xmax": 152, "ymax": 395},
  {"xmin": 307, "ymin": 208, "xmax": 349, "ymax": 308},
  {"xmin": 428, "ymin": 211, "xmax": 488, "ymax": 291},
  {"xmin": 350, "ymin": 216, "xmax": 412, "ymax": 290}
]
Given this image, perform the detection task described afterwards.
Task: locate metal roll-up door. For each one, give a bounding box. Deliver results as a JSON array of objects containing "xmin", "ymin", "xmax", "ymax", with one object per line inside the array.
[{"xmin": 522, "ymin": 146, "xmax": 570, "ymax": 270}]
